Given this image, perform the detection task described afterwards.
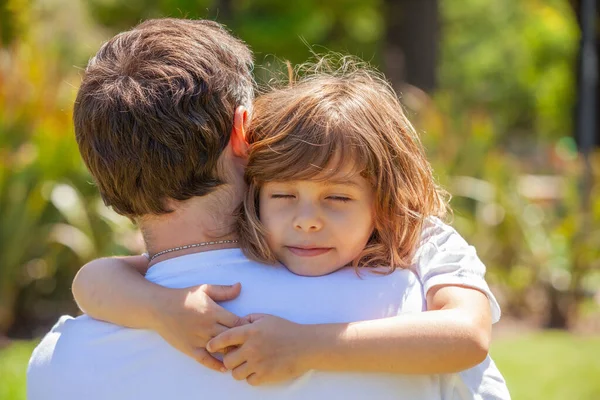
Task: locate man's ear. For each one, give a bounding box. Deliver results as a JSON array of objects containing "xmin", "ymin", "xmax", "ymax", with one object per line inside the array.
[{"xmin": 230, "ymin": 106, "xmax": 250, "ymax": 158}]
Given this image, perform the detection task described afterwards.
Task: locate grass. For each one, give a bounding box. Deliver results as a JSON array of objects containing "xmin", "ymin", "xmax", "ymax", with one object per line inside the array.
[
  {"xmin": 490, "ymin": 331, "xmax": 600, "ymax": 400},
  {"xmin": 1, "ymin": 331, "xmax": 600, "ymax": 399},
  {"xmin": 0, "ymin": 340, "xmax": 37, "ymax": 400}
]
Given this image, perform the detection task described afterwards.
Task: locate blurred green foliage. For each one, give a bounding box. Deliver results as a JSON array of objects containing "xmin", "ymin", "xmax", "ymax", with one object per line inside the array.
[
  {"xmin": 0, "ymin": 1, "xmax": 141, "ymax": 336},
  {"xmin": 439, "ymin": 0, "xmax": 578, "ymax": 139},
  {"xmin": 0, "ymin": 0, "xmax": 597, "ymax": 337},
  {"xmin": 85, "ymin": 0, "xmax": 383, "ymax": 66}
]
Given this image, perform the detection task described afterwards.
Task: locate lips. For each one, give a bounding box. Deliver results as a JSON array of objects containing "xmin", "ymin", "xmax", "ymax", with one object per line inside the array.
[{"xmin": 286, "ymin": 246, "xmax": 333, "ymax": 257}]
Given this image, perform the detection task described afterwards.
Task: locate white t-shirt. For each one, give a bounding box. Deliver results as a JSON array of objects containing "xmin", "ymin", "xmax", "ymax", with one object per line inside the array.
[
  {"xmin": 28, "ymin": 248, "xmax": 509, "ymax": 400},
  {"xmin": 414, "ymin": 217, "xmax": 501, "ymax": 323}
]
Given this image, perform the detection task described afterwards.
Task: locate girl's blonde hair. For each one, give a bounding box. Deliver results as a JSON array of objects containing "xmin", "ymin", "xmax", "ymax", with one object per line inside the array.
[{"xmin": 238, "ymin": 57, "xmax": 450, "ymax": 272}]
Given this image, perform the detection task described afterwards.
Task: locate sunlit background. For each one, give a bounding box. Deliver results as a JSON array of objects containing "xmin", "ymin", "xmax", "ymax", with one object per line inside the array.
[{"xmin": 1, "ymin": 0, "xmax": 599, "ymax": 399}]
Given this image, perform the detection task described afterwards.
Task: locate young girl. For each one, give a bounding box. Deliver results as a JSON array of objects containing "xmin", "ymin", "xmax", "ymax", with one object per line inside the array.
[{"xmin": 72, "ymin": 59, "xmax": 507, "ymax": 396}]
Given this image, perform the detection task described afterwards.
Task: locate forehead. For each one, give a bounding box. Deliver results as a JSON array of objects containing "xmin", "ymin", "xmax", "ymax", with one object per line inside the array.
[
  {"xmin": 309, "ymin": 156, "xmax": 365, "ymax": 183},
  {"xmin": 284, "ymin": 145, "xmax": 368, "ymax": 181},
  {"xmin": 266, "ymin": 159, "xmax": 370, "ymax": 190}
]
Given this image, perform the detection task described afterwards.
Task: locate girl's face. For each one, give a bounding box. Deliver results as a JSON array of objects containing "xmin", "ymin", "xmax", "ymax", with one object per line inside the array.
[{"xmin": 259, "ymin": 162, "xmax": 375, "ymax": 276}]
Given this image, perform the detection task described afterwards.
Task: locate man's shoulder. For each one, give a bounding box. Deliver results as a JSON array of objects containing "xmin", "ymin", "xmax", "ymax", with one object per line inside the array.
[
  {"xmin": 27, "ymin": 314, "xmax": 158, "ymax": 399},
  {"xmin": 28, "ymin": 315, "xmax": 73, "ymax": 371},
  {"xmin": 28, "ymin": 315, "xmax": 88, "ymax": 399},
  {"xmin": 29, "ymin": 312, "xmax": 192, "ymax": 399},
  {"xmin": 28, "ymin": 314, "xmax": 120, "ymax": 372}
]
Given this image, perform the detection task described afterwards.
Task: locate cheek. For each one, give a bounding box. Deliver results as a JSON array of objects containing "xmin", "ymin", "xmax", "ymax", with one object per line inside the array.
[
  {"xmin": 332, "ymin": 204, "xmax": 374, "ymax": 239},
  {"xmin": 351, "ymin": 202, "xmax": 376, "ymax": 243},
  {"xmin": 258, "ymin": 199, "xmax": 274, "ymax": 229},
  {"xmin": 258, "ymin": 198, "xmax": 287, "ymax": 241},
  {"xmin": 361, "ymin": 208, "xmax": 376, "ymax": 241}
]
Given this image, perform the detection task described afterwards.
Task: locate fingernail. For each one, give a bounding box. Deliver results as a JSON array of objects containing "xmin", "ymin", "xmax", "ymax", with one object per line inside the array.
[{"xmin": 220, "ymin": 367, "xmax": 227, "ymax": 373}]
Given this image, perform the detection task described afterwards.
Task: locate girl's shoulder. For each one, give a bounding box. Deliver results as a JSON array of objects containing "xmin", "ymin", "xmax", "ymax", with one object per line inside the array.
[
  {"xmin": 412, "ymin": 217, "xmax": 480, "ymax": 273},
  {"xmin": 418, "ymin": 216, "xmax": 469, "ymax": 251}
]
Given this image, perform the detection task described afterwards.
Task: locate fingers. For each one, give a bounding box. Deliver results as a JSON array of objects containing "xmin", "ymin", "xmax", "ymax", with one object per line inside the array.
[
  {"xmin": 246, "ymin": 373, "xmax": 261, "ymax": 386},
  {"xmin": 200, "ymin": 282, "xmax": 241, "ymax": 302},
  {"xmin": 208, "ymin": 323, "xmax": 229, "ymax": 339},
  {"xmin": 222, "ymin": 345, "xmax": 238, "ymax": 355},
  {"xmin": 206, "ymin": 325, "xmax": 247, "ymax": 353},
  {"xmin": 243, "ymin": 313, "xmax": 269, "ymax": 323},
  {"xmin": 219, "ymin": 312, "xmax": 265, "ymax": 329},
  {"xmin": 216, "ymin": 307, "xmax": 244, "ymax": 329},
  {"xmin": 190, "ymin": 348, "xmax": 226, "ymax": 372},
  {"xmin": 236, "ymin": 315, "xmax": 253, "ymax": 326},
  {"xmin": 231, "ymin": 361, "xmax": 261, "ymax": 386},
  {"xmin": 201, "ymin": 283, "xmax": 243, "ymax": 328},
  {"xmin": 222, "ymin": 347, "xmax": 246, "ymax": 370},
  {"xmin": 231, "ymin": 362, "xmax": 253, "ymax": 381}
]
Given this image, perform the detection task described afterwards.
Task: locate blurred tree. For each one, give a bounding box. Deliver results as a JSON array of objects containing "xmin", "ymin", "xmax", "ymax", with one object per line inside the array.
[
  {"xmin": 0, "ymin": 0, "xmax": 29, "ymax": 46},
  {"xmin": 566, "ymin": 0, "xmax": 599, "ymax": 330},
  {"xmin": 571, "ymin": 0, "xmax": 599, "ymax": 150},
  {"xmin": 383, "ymin": 0, "xmax": 438, "ymax": 92}
]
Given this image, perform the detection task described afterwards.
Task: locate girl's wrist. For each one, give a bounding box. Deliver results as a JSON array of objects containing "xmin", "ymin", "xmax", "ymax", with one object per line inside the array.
[
  {"xmin": 298, "ymin": 323, "xmax": 354, "ymax": 373},
  {"xmin": 297, "ymin": 323, "xmax": 336, "ymax": 372}
]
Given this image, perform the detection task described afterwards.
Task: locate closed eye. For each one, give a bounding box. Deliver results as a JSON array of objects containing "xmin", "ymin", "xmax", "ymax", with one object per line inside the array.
[
  {"xmin": 271, "ymin": 194, "xmax": 295, "ymax": 199},
  {"xmin": 327, "ymin": 196, "xmax": 352, "ymax": 202}
]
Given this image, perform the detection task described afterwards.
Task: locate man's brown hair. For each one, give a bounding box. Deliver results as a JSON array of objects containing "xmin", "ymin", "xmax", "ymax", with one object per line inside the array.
[
  {"xmin": 238, "ymin": 57, "xmax": 449, "ymax": 272},
  {"xmin": 74, "ymin": 18, "xmax": 254, "ymax": 218}
]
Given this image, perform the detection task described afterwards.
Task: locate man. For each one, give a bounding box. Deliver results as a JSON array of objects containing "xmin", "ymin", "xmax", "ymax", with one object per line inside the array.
[{"xmin": 27, "ymin": 18, "xmax": 496, "ymax": 400}]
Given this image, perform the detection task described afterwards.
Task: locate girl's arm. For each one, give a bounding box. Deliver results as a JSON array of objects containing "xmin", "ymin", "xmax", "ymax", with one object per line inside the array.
[
  {"xmin": 207, "ymin": 285, "xmax": 491, "ymax": 385},
  {"xmin": 304, "ymin": 284, "xmax": 491, "ymax": 373},
  {"xmin": 72, "ymin": 255, "xmax": 155, "ymax": 326},
  {"xmin": 72, "ymin": 256, "xmax": 243, "ymax": 371}
]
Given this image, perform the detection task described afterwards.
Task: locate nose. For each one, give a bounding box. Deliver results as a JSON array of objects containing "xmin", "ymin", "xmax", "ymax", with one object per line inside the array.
[{"xmin": 293, "ymin": 202, "xmax": 323, "ymax": 232}]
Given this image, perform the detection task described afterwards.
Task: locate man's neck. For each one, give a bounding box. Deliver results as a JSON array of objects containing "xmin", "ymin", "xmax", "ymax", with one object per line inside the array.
[{"xmin": 139, "ymin": 189, "xmax": 241, "ymax": 264}]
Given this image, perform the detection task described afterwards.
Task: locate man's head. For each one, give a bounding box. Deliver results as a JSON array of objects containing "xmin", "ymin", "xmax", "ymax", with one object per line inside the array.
[{"xmin": 74, "ymin": 19, "xmax": 254, "ymax": 219}]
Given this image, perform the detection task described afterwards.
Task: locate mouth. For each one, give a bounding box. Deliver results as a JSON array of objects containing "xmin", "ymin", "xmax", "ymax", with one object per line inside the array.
[{"xmin": 285, "ymin": 246, "xmax": 333, "ymax": 257}]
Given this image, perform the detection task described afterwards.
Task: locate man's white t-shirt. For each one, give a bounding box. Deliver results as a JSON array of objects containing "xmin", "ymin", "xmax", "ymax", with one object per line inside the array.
[{"xmin": 28, "ymin": 247, "xmax": 509, "ymax": 400}]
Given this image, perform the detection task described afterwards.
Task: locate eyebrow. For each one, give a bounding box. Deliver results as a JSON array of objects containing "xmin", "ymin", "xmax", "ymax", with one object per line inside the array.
[{"xmin": 322, "ymin": 177, "xmax": 362, "ymax": 187}]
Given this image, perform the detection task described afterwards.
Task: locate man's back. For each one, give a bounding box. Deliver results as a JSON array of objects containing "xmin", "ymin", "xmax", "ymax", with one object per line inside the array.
[{"xmin": 29, "ymin": 249, "xmax": 462, "ymax": 400}]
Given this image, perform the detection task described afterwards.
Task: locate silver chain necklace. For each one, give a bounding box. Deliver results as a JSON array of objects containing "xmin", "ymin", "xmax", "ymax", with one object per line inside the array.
[{"xmin": 145, "ymin": 239, "xmax": 239, "ymax": 262}]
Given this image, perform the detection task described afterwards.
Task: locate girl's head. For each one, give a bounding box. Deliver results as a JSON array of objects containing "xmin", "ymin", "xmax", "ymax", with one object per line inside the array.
[{"xmin": 238, "ymin": 58, "xmax": 449, "ymax": 276}]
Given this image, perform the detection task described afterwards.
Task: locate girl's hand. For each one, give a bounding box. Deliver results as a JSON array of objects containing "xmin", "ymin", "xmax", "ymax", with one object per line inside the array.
[
  {"xmin": 206, "ymin": 314, "xmax": 313, "ymax": 386},
  {"xmin": 152, "ymin": 283, "xmax": 243, "ymax": 371}
]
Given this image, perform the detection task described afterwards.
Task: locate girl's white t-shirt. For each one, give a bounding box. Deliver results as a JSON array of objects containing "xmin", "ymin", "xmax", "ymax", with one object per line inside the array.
[{"xmin": 413, "ymin": 217, "xmax": 501, "ymax": 323}]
